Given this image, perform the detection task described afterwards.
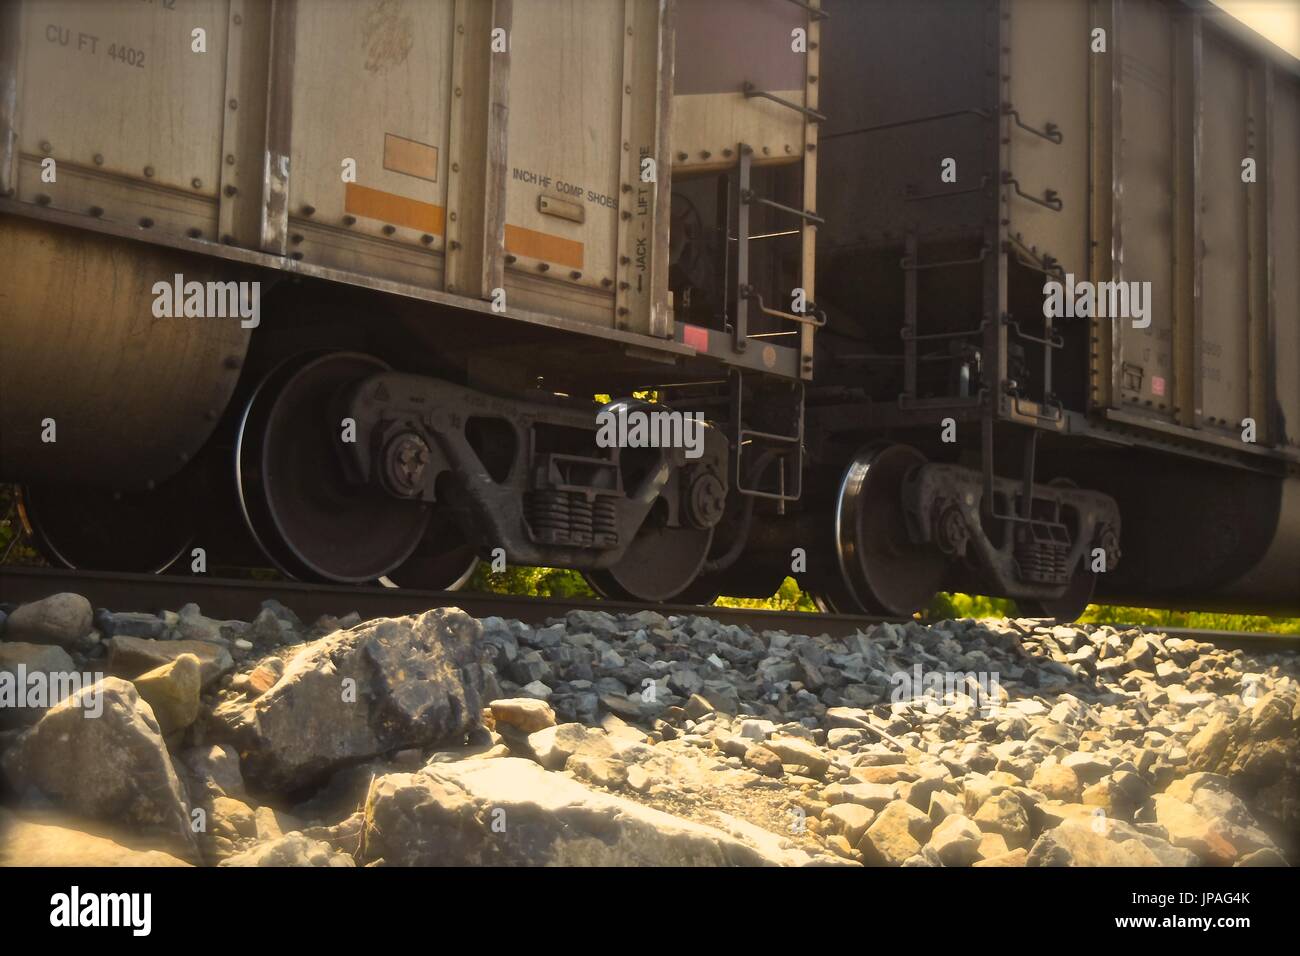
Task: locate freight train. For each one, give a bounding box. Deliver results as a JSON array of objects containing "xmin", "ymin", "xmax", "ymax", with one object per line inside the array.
[{"xmin": 1, "ymin": 0, "xmax": 1297, "ymax": 620}]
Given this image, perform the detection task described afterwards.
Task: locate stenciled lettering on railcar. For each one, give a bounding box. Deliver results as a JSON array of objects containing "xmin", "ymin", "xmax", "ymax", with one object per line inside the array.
[
  {"xmin": 45, "ymin": 24, "xmax": 148, "ymax": 69},
  {"xmin": 512, "ymin": 167, "xmax": 618, "ymax": 210}
]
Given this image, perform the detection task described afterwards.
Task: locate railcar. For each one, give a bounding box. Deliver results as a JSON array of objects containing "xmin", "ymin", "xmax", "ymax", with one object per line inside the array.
[{"xmin": 1, "ymin": 0, "xmax": 1296, "ymax": 619}]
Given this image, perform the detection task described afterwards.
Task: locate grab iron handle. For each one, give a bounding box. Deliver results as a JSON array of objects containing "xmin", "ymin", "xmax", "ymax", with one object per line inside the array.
[
  {"xmin": 899, "ymin": 245, "xmax": 990, "ymax": 271},
  {"xmin": 744, "ymin": 289, "xmax": 828, "ymax": 328},
  {"xmin": 1003, "ymin": 173, "xmax": 1063, "ymax": 211},
  {"xmin": 823, "ymin": 106, "xmax": 994, "ymax": 140},
  {"xmin": 1003, "ymin": 105, "xmax": 1063, "ymax": 144},
  {"xmin": 742, "ymin": 82, "xmax": 827, "ymax": 123},
  {"xmin": 905, "ymin": 174, "xmax": 990, "ymax": 201},
  {"xmin": 740, "ymin": 188, "xmax": 825, "ymax": 225},
  {"xmin": 1006, "ymin": 320, "xmax": 1065, "ymax": 349}
]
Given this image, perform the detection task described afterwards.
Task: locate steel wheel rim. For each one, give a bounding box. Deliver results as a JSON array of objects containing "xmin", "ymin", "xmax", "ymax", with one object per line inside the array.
[
  {"xmin": 834, "ymin": 443, "xmax": 945, "ymax": 616},
  {"xmin": 235, "ymin": 352, "xmax": 430, "ymax": 583}
]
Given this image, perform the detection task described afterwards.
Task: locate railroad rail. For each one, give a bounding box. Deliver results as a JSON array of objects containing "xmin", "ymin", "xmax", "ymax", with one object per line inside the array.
[
  {"xmin": 0, "ymin": 566, "xmax": 891, "ymax": 639},
  {"xmin": 2, "ymin": 566, "xmax": 1298, "ymax": 654}
]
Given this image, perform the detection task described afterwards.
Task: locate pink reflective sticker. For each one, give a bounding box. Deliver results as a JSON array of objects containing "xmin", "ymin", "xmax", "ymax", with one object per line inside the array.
[{"xmin": 683, "ymin": 324, "xmax": 710, "ymax": 351}]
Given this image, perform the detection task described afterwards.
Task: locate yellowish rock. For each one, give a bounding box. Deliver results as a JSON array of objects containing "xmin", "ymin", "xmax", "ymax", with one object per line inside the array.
[
  {"xmin": 823, "ymin": 802, "xmax": 875, "ymax": 845},
  {"xmin": 131, "ymin": 653, "xmax": 202, "ymax": 735},
  {"xmin": 0, "ymin": 810, "xmax": 191, "ymax": 867},
  {"xmin": 1030, "ymin": 763, "xmax": 1082, "ymax": 803},
  {"xmin": 490, "ymin": 698, "xmax": 557, "ymax": 734}
]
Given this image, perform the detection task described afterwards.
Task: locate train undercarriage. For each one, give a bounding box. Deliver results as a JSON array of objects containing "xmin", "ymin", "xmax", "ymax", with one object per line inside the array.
[
  {"xmin": 4, "ymin": 207, "xmax": 1296, "ymax": 621},
  {"xmin": 10, "ymin": 383, "xmax": 1124, "ymax": 622}
]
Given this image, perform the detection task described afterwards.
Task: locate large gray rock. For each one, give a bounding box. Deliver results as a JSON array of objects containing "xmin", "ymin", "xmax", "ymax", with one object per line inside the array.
[
  {"xmin": 95, "ymin": 610, "xmax": 168, "ymax": 640},
  {"xmin": 0, "ymin": 642, "xmax": 78, "ymax": 729},
  {"xmin": 3, "ymin": 593, "xmax": 93, "ymax": 648},
  {"xmin": 178, "ymin": 743, "xmax": 247, "ymax": 801},
  {"xmin": 0, "ymin": 677, "xmax": 195, "ymax": 854},
  {"xmin": 107, "ymin": 635, "xmax": 233, "ymax": 689},
  {"xmin": 212, "ymin": 609, "xmax": 485, "ymax": 792},
  {"xmin": 361, "ymin": 759, "xmax": 814, "ymax": 866}
]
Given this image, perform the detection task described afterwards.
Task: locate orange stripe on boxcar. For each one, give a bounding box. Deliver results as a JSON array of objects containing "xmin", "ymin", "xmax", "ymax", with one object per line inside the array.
[
  {"xmin": 504, "ymin": 224, "xmax": 584, "ymax": 270},
  {"xmin": 344, "ymin": 183, "xmax": 445, "ymax": 235}
]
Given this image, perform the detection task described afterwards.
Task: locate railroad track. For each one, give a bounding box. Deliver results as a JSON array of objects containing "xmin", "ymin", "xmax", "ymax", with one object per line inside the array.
[
  {"xmin": 0, "ymin": 566, "xmax": 892, "ymax": 639},
  {"xmin": 1, "ymin": 565, "xmax": 1297, "ymax": 654}
]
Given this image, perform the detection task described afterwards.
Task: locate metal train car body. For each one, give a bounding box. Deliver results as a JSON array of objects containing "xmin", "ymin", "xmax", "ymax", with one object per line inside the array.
[
  {"xmin": 0, "ymin": 0, "xmax": 1296, "ymax": 617},
  {"xmin": 805, "ymin": 0, "xmax": 1300, "ymax": 615}
]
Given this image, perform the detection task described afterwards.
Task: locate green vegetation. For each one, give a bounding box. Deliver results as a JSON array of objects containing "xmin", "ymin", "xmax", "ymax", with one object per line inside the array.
[
  {"xmin": 1075, "ymin": 603, "xmax": 1300, "ymax": 635},
  {"xmin": 463, "ymin": 562, "xmax": 1300, "ymax": 635},
  {"xmin": 925, "ymin": 591, "xmax": 1017, "ymax": 620},
  {"xmin": 0, "ymin": 486, "xmax": 41, "ymax": 566},
  {"xmin": 466, "ymin": 563, "xmax": 598, "ymax": 600},
  {"xmin": 715, "ymin": 577, "xmax": 818, "ymax": 612}
]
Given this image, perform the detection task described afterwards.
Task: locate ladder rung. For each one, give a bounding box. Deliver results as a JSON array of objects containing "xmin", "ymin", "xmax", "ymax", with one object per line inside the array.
[
  {"xmin": 899, "ymin": 245, "xmax": 990, "ymax": 271},
  {"xmin": 742, "ymin": 83, "xmax": 827, "ymax": 123},
  {"xmin": 740, "ymin": 189, "xmax": 824, "ymax": 225},
  {"xmin": 744, "ymin": 291, "xmax": 827, "ymax": 328},
  {"xmin": 740, "ymin": 428, "xmax": 800, "ymax": 444}
]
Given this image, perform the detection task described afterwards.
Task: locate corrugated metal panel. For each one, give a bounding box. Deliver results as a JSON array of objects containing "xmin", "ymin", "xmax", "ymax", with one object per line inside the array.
[
  {"xmin": 11, "ymin": 0, "xmax": 233, "ymax": 237},
  {"xmin": 287, "ymin": 0, "xmax": 456, "ymax": 285},
  {"xmin": 1008, "ymin": 0, "xmax": 1090, "ymax": 278},
  {"xmin": 1275, "ymin": 72, "xmax": 1300, "ymax": 448},
  {"xmin": 819, "ymin": 0, "xmax": 989, "ymax": 249},
  {"xmin": 503, "ymin": 0, "xmax": 624, "ymax": 296},
  {"xmin": 1199, "ymin": 27, "xmax": 1252, "ymax": 430},
  {"xmin": 17, "ymin": 0, "xmax": 228, "ymax": 197},
  {"xmin": 671, "ymin": 0, "xmax": 808, "ymax": 174},
  {"xmin": 274, "ymin": 0, "xmax": 679, "ymax": 339},
  {"xmin": 1005, "ymin": 0, "xmax": 1298, "ymax": 461},
  {"xmin": 2, "ymin": 0, "xmax": 824, "ymax": 369},
  {"xmin": 1114, "ymin": 0, "xmax": 1179, "ymax": 420}
]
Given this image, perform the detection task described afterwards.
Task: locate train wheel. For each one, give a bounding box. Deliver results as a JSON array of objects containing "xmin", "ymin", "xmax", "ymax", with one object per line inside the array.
[
  {"xmin": 236, "ymin": 352, "xmax": 430, "ymax": 583},
  {"xmin": 585, "ymin": 516, "xmax": 713, "ymax": 604},
  {"xmin": 378, "ymin": 510, "xmax": 479, "ymax": 591},
  {"xmin": 17, "ymin": 479, "xmax": 195, "ymax": 573},
  {"xmin": 834, "ymin": 443, "xmax": 946, "ymax": 616}
]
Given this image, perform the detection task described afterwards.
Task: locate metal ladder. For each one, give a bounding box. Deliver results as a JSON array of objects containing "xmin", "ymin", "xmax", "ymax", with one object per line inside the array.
[{"xmin": 725, "ymin": 0, "xmax": 828, "ymax": 506}]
